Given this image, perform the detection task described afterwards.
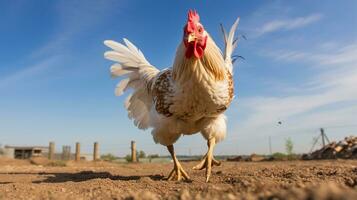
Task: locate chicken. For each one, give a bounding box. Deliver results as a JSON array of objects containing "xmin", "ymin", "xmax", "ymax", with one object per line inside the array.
[{"xmin": 104, "ymin": 10, "xmax": 240, "ymax": 182}]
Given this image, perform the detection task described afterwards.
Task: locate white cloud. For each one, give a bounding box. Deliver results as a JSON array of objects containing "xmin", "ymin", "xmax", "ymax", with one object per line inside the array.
[
  {"xmin": 226, "ymin": 42, "xmax": 357, "ymax": 154},
  {"xmin": 0, "ymin": 56, "xmax": 60, "ymax": 89},
  {"xmin": 265, "ymin": 43, "xmax": 357, "ymax": 69},
  {"xmin": 258, "ymin": 14, "xmax": 322, "ymax": 36}
]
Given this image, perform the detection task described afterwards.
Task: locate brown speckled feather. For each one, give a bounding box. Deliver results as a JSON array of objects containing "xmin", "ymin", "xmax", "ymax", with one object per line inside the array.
[
  {"xmin": 153, "ymin": 70, "xmax": 174, "ymax": 117},
  {"xmin": 153, "ymin": 67, "xmax": 234, "ymax": 119},
  {"xmin": 227, "ymin": 71, "xmax": 234, "ymax": 103}
]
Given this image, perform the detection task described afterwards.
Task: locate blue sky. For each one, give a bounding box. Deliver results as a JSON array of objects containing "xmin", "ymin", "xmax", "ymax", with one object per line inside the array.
[{"xmin": 1, "ymin": 0, "xmax": 357, "ymax": 156}]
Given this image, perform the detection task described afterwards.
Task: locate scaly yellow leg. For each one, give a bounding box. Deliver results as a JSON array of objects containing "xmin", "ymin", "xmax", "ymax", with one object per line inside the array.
[
  {"xmin": 192, "ymin": 137, "xmax": 220, "ymax": 182},
  {"xmin": 166, "ymin": 145, "xmax": 190, "ymax": 181}
]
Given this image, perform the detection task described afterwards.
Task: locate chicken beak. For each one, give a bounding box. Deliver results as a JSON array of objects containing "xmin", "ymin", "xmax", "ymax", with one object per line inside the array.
[{"xmin": 187, "ymin": 33, "xmax": 196, "ymax": 43}]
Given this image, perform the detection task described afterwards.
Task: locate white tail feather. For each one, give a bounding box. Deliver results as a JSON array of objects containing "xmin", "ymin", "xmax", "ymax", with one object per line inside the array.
[
  {"xmin": 221, "ymin": 17, "xmax": 240, "ymax": 73},
  {"xmin": 115, "ymin": 78, "xmax": 130, "ymax": 96},
  {"xmin": 110, "ymin": 64, "xmax": 132, "ymax": 78},
  {"xmin": 104, "ymin": 38, "xmax": 160, "ymax": 129}
]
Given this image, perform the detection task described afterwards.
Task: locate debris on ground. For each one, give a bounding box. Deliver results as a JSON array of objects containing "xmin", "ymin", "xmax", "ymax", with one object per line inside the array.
[
  {"xmin": 227, "ymin": 154, "xmax": 266, "ymax": 162},
  {"xmin": 303, "ymin": 136, "xmax": 357, "ymax": 160}
]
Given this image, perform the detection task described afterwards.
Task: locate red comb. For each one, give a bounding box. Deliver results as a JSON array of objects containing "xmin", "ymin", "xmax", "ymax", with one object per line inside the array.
[
  {"xmin": 187, "ymin": 10, "xmax": 200, "ymax": 23},
  {"xmin": 185, "ymin": 10, "xmax": 200, "ymax": 33}
]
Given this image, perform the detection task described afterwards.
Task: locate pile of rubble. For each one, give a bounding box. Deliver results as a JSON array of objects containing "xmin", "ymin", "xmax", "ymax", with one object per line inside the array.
[
  {"xmin": 303, "ymin": 136, "xmax": 357, "ymax": 160},
  {"xmin": 227, "ymin": 154, "xmax": 268, "ymax": 162}
]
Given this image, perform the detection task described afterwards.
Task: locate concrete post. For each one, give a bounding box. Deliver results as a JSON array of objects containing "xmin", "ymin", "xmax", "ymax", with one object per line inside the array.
[
  {"xmin": 62, "ymin": 145, "xmax": 71, "ymax": 160},
  {"xmin": 75, "ymin": 142, "xmax": 80, "ymax": 161},
  {"xmin": 93, "ymin": 142, "xmax": 99, "ymax": 161},
  {"xmin": 131, "ymin": 141, "xmax": 137, "ymax": 162},
  {"xmin": 49, "ymin": 142, "xmax": 55, "ymax": 160}
]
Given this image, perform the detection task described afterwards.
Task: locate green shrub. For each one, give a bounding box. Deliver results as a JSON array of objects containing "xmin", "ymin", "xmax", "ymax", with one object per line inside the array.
[
  {"xmin": 148, "ymin": 154, "xmax": 159, "ymax": 159},
  {"xmin": 101, "ymin": 153, "xmax": 117, "ymax": 161},
  {"xmin": 125, "ymin": 154, "xmax": 132, "ymax": 162},
  {"xmin": 272, "ymin": 152, "xmax": 299, "ymax": 161}
]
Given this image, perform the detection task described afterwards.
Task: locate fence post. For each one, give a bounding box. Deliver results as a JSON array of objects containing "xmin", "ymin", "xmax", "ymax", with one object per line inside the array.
[
  {"xmin": 49, "ymin": 142, "xmax": 55, "ymax": 160},
  {"xmin": 131, "ymin": 140, "xmax": 137, "ymax": 162},
  {"xmin": 61, "ymin": 146, "xmax": 65, "ymax": 160},
  {"xmin": 75, "ymin": 142, "xmax": 80, "ymax": 161},
  {"xmin": 62, "ymin": 145, "xmax": 71, "ymax": 160},
  {"xmin": 93, "ymin": 142, "xmax": 99, "ymax": 161}
]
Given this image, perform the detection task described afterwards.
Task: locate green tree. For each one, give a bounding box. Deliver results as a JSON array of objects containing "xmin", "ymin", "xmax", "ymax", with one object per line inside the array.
[
  {"xmin": 285, "ymin": 137, "xmax": 294, "ymax": 155},
  {"xmin": 138, "ymin": 150, "xmax": 146, "ymax": 158}
]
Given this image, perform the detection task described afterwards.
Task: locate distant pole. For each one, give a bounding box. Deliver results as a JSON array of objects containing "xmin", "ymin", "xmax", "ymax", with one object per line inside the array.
[
  {"xmin": 67, "ymin": 146, "xmax": 71, "ymax": 160},
  {"xmin": 62, "ymin": 145, "xmax": 71, "ymax": 160},
  {"xmin": 61, "ymin": 146, "xmax": 65, "ymax": 160},
  {"xmin": 93, "ymin": 142, "xmax": 99, "ymax": 161},
  {"xmin": 49, "ymin": 142, "xmax": 55, "ymax": 160},
  {"xmin": 320, "ymin": 128, "xmax": 326, "ymax": 147},
  {"xmin": 75, "ymin": 142, "xmax": 80, "ymax": 161},
  {"xmin": 269, "ymin": 136, "xmax": 272, "ymax": 155},
  {"xmin": 131, "ymin": 141, "xmax": 137, "ymax": 162},
  {"xmin": 310, "ymin": 136, "xmax": 319, "ymax": 153}
]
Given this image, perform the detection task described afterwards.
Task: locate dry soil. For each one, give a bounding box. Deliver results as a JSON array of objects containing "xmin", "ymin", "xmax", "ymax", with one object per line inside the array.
[{"xmin": 0, "ymin": 158, "xmax": 357, "ymax": 199}]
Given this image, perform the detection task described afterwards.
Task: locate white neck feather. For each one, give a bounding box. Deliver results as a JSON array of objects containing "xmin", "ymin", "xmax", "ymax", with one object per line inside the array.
[{"xmin": 172, "ymin": 35, "xmax": 226, "ymax": 84}]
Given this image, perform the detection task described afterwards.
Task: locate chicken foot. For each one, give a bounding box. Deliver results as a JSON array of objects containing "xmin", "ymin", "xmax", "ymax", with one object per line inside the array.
[
  {"xmin": 192, "ymin": 137, "xmax": 220, "ymax": 182},
  {"xmin": 166, "ymin": 145, "xmax": 190, "ymax": 181}
]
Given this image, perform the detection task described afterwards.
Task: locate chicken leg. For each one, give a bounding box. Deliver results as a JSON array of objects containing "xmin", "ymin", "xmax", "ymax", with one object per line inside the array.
[
  {"xmin": 192, "ymin": 137, "xmax": 220, "ymax": 182},
  {"xmin": 166, "ymin": 145, "xmax": 190, "ymax": 181}
]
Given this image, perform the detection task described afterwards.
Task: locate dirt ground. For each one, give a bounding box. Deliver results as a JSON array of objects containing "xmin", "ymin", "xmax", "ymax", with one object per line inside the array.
[{"xmin": 0, "ymin": 158, "xmax": 357, "ymax": 200}]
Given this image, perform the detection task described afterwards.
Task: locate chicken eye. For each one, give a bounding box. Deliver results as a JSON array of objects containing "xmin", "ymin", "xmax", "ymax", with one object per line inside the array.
[{"xmin": 198, "ymin": 27, "xmax": 203, "ymax": 33}]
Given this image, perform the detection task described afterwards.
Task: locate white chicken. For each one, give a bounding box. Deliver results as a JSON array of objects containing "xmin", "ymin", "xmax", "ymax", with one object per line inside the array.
[{"xmin": 104, "ymin": 10, "xmax": 240, "ymax": 182}]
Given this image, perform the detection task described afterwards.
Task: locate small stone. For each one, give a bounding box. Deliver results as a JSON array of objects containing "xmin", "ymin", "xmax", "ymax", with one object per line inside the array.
[
  {"xmin": 345, "ymin": 177, "xmax": 355, "ymax": 187},
  {"xmin": 226, "ymin": 193, "xmax": 236, "ymax": 200},
  {"xmin": 180, "ymin": 189, "xmax": 190, "ymax": 200}
]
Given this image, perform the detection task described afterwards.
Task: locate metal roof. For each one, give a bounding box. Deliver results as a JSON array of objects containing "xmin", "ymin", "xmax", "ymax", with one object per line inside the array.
[{"xmin": 4, "ymin": 145, "xmax": 49, "ymax": 150}]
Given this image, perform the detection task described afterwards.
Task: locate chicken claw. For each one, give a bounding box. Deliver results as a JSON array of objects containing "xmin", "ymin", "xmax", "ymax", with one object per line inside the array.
[
  {"xmin": 192, "ymin": 154, "xmax": 221, "ymax": 170},
  {"xmin": 167, "ymin": 162, "xmax": 190, "ymax": 181},
  {"xmin": 192, "ymin": 137, "xmax": 219, "ymax": 182},
  {"xmin": 166, "ymin": 145, "xmax": 191, "ymax": 181}
]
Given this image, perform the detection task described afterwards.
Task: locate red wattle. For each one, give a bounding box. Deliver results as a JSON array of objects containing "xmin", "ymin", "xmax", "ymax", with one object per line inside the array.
[
  {"xmin": 194, "ymin": 42, "xmax": 204, "ymax": 58},
  {"xmin": 185, "ymin": 42, "xmax": 194, "ymax": 58},
  {"xmin": 185, "ymin": 41, "xmax": 204, "ymax": 59}
]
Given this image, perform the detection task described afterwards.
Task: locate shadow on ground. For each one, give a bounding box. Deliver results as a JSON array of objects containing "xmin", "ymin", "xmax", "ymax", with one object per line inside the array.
[
  {"xmin": 0, "ymin": 171, "xmax": 165, "ymax": 183},
  {"xmin": 34, "ymin": 171, "xmax": 166, "ymax": 183}
]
